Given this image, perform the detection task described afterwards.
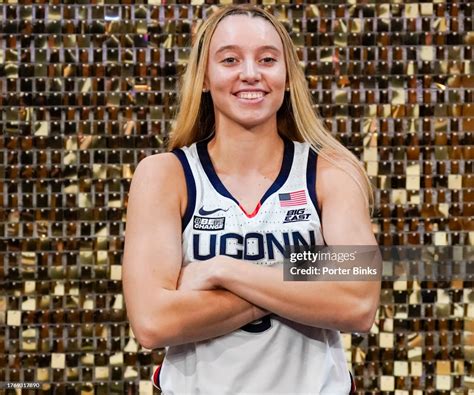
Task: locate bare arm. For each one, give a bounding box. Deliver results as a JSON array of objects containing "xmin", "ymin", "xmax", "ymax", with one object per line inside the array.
[
  {"xmin": 182, "ymin": 156, "xmax": 381, "ymax": 333},
  {"xmin": 122, "ymin": 154, "xmax": 267, "ymax": 350}
]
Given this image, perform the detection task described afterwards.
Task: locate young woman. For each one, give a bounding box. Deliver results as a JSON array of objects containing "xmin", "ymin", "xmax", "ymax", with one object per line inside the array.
[{"xmin": 123, "ymin": 4, "xmax": 380, "ymax": 394}]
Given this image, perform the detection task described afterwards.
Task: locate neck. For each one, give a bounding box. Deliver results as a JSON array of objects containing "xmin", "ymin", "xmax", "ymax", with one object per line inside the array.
[{"xmin": 208, "ymin": 118, "xmax": 284, "ymax": 175}]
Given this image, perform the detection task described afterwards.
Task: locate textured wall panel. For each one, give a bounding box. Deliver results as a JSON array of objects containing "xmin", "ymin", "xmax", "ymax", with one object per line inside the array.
[{"xmin": 0, "ymin": 1, "xmax": 472, "ymax": 394}]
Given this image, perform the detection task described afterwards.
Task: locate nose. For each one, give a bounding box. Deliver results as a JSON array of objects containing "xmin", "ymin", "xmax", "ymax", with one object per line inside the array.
[{"xmin": 239, "ymin": 60, "xmax": 261, "ymax": 83}]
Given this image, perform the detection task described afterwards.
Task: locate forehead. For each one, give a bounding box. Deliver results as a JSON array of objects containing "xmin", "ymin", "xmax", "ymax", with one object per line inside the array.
[{"xmin": 209, "ymin": 14, "xmax": 283, "ymax": 52}]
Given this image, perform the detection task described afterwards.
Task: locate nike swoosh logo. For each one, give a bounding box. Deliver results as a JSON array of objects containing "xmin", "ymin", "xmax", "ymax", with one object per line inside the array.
[{"xmin": 198, "ymin": 206, "xmax": 229, "ymax": 216}]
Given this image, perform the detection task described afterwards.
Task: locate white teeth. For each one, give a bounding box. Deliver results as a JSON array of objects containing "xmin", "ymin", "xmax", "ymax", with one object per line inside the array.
[{"xmin": 236, "ymin": 91, "xmax": 265, "ymax": 99}]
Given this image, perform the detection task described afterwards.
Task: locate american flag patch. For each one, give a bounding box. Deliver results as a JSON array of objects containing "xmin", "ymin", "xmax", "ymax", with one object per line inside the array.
[{"xmin": 278, "ymin": 190, "xmax": 307, "ymax": 207}]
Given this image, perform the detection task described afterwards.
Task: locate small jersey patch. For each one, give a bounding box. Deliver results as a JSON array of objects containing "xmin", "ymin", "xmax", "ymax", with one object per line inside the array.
[
  {"xmin": 283, "ymin": 208, "xmax": 311, "ymax": 223},
  {"xmin": 193, "ymin": 215, "xmax": 226, "ymax": 231},
  {"xmin": 279, "ymin": 189, "xmax": 307, "ymax": 207}
]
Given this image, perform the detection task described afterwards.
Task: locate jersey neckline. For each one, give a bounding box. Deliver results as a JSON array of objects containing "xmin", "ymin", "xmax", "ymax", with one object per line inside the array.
[{"xmin": 196, "ymin": 136, "xmax": 295, "ymax": 218}]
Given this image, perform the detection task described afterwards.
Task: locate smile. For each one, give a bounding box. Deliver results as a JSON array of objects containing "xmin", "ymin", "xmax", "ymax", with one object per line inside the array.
[{"xmin": 235, "ymin": 91, "xmax": 266, "ymax": 99}]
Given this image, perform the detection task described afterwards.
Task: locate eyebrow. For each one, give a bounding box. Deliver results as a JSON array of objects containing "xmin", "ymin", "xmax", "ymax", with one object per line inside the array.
[{"xmin": 215, "ymin": 45, "xmax": 281, "ymax": 55}]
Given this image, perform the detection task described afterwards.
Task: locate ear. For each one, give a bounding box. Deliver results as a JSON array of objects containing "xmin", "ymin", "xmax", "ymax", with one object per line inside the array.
[{"xmin": 203, "ymin": 74, "xmax": 210, "ymax": 91}]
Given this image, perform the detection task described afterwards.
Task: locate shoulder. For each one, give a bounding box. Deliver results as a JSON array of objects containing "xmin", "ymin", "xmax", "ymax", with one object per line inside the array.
[
  {"xmin": 315, "ymin": 150, "xmax": 375, "ymax": 245},
  {"xmin": 317, "ymin": 150, "xmax": 363, "ymax": 182},
  {"xmin": 315, "ymin": 149, "xmax": 369, "ymax": 208},
  {"xmin": 133, "ymin": 152, "xmax": 184, "ymax": 181},
  {"xmin": 130, "ymin": 152, "xmax": 187, "ymax": 201},
  {"xmin": 135, "ymin": 151, "xmax": 183, "ymax": 173}
]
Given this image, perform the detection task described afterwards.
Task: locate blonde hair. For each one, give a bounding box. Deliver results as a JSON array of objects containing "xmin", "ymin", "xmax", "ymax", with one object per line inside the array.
[{"xmin": 167, "ymin": 4, "xmax": 374, "ymax": 212}]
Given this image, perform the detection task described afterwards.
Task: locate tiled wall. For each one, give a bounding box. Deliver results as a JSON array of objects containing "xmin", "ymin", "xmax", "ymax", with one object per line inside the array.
[{"xmin": 0, "ymin": 1, "xmax": 472, "ymax": 394}]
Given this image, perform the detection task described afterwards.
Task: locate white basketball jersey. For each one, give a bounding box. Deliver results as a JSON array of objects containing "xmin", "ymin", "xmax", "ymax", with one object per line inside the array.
[{"xmin": 155, "ymin": 137, "xmax": 353, "ymax": 395}]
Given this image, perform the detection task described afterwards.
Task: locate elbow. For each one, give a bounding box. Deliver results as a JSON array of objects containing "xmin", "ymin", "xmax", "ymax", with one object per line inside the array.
[
  {"xmin": 133, "ymin": 322, "xmax": 174, "ymax": 350},
  {"xmin": 351, "ymin": 310, "xmax": 375, "ymax": 333},
  {"xmin": 347, "ymin": 282, "xmax": 381, "ymax": 333},
  {"xmin": 131, "ymin": 314, "xmax": 181, "ymax": 349},
  {"xmin": 136, "ymin": 329, "xmax": 162, "ymax": 350},
  {"xmin": 125, "ymin": 289, "xmax": 181, "ymax": 349},
  {"xmin": 349, "ymin": 300, "xmax": 378, "ymax": 333},
  {"xmin": 131, "ymin": 321, "xmax": 161, "ymax": 350}
]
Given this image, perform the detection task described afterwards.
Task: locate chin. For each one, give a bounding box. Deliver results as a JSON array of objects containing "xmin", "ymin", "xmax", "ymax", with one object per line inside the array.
[
  {"xmin": 233, "ymin": 111, "xmax": 275, "ymax": 125},
  {"xmin": 215, "ymin": 105, "xmax": 276, "ymax": 129},
  {"xmin": 235, "ymin": 118, "xmax": 271, "ymax": 129}
]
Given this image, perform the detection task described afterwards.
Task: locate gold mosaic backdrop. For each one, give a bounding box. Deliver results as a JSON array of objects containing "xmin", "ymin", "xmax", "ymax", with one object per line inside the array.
[{"xmin": 1, "ymin": 1, "xmax": 473, "ymax": 394}]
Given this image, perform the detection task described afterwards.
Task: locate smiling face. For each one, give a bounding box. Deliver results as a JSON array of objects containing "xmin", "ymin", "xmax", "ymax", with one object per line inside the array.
[{"xmin": 204, "ymin": 14, "xmax": 287, "ymax": 130}]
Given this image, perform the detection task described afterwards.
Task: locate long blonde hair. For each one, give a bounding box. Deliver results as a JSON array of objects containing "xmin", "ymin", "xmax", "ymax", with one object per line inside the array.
[{"xmin": 167, "ymin": 4, "xmax": 374, "ymax": 212}]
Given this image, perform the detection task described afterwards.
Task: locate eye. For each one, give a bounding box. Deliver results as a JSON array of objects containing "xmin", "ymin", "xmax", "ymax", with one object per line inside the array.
[
  {"xmin": 222, "ymin": 57, "xmax": 238, "ymax": 64},
  {"xmin": 261, "ymin": 57, "xmax": 277, "ymax": 64}
]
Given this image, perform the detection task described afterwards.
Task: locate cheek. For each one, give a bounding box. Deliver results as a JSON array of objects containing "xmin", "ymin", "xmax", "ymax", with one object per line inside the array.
[
  {"xmin": 206, "ymin": 66, "xmax": 234, "ymax": 90},
  {"xmin": 268, "ymin": 66, "xmax": 287, "ymax": 89}
]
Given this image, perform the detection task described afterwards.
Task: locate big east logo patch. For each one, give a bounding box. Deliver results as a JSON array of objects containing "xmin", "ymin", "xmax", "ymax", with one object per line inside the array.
[{"xmin": 283, "ymin": 208, "xmax": 311, "ymax": 223}]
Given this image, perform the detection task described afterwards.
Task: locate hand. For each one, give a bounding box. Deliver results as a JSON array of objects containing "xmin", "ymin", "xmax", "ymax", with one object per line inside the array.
[{"xmin": 177, "ymin": 259, "xmax": 219, "ymax": 291}]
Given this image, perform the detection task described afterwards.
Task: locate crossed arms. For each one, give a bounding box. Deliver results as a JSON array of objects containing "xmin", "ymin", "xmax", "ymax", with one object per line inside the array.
[{"xmin": 122, "ymin": 153, "xmax": 380, "ymax": 349}]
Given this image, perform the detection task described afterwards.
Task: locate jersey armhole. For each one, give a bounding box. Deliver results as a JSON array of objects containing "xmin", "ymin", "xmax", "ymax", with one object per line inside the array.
[
  {"xmin": 306, "ymin": 148, "xmax": 327, "ymax": 246},
  {"xmin": 171, "ymin": 149, "xmax": 196, "ymax": 231}
]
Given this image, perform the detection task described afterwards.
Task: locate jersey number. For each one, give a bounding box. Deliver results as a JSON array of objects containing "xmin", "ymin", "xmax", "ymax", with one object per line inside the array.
[{"xmin": 240, "ymin": 316, "xmax": 272, "ymax": 333}]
